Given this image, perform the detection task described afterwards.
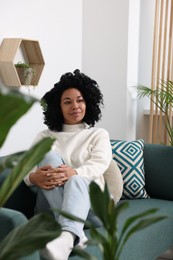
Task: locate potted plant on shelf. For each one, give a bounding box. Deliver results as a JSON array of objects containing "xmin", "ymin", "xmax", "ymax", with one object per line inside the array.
[
  {"xmin": 137, "ymin": 80, "xmax": 173, "ymax": 146},
  {"xmin": 15, "ymin": 61, "xmax": 35, "ymax": 86}
]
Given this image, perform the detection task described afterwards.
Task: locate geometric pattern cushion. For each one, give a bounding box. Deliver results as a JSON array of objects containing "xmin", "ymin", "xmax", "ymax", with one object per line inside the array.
[{"xmin": 111, "ymin": 139, "xmax": 149, "ymax": 199}]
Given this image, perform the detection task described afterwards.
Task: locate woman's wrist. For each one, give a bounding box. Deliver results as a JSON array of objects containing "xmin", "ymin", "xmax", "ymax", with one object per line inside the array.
[{"xmin": 29, "ymin": 172, "xmax": 36, "ymax": 184}]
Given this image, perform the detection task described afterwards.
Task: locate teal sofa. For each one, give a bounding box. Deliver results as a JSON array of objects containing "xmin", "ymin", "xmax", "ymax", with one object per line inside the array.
[{"xmin": 1, "ymin": 143, "xmax": 173, "ymax": 260}]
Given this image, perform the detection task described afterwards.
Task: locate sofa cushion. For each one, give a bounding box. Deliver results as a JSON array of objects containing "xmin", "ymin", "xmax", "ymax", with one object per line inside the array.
[
  {"xmin": 71, "ymin": 199, "xmax": 173, "ymax": 260},
  {"xmin": 111, "ymin": 139, "xmax": 149, "ymax": 199},
  {"xmin": 0, "ymin": 207, "xmax": 28, "ymax": 240},
  {"xmin": 144, "ymin": 144, "xmax": 173, "ymax": 200},
  {"xmin": 117, "ymin": 198, "xmax": 173, "ymax": 260}
]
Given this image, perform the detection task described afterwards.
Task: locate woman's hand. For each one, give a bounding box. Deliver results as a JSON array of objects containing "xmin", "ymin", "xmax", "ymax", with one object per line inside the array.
[
  {"xmin": 49, "ymin": 164, "xmax": 77, "ymax": 186},
  {"xmin": 58, "ymin": 164, "xmax": 77, "ymax": 180},
  {"xmin": 29, "ymin": 164, "xmax": 76, "ymax": 190}
]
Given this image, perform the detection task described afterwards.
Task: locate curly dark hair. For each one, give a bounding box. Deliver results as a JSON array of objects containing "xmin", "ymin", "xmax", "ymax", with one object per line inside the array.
[{"xmin": 41, "ymin": 69, "xmax": 104, "ymax": 131}]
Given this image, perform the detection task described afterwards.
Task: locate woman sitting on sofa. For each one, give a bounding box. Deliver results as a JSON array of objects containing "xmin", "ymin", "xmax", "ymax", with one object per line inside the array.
[{"xmin": 24, "ymin": 69, "xmax": 114, "ymax": 260}]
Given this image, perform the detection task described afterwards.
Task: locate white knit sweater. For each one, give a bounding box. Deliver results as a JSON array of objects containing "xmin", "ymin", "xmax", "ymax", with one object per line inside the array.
[{"xmin": 24, "ymin": 123, "xmax": 112, "ymax": 190}]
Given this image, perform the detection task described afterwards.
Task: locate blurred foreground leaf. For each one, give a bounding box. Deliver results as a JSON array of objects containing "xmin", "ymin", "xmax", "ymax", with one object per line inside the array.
[
  {"xmin": 70, "ymin": 182, "xmax": 167, "ymax": 260},
  {"xmin": 0, "ymin": 212, "xmax": 61, "ymax": 260},
  {"xmin": 0, "ymin": 86, "xmax": 37, "ymax": 147},
  {"xmin": 0, "ymin": 137, "xmax": 54, "ymax": 206}
]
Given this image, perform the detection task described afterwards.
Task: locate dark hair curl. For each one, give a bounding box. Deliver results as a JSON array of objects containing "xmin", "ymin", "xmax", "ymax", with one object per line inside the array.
[{"xmin": 41, "ymin": 69, "xmax": 104, "ymax": 131}]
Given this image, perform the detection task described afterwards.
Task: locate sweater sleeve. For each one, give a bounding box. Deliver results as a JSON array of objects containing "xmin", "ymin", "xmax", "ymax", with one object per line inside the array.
[{"xmin": 75, "ymin": 129, "xmax": 112, "ymax": 182}]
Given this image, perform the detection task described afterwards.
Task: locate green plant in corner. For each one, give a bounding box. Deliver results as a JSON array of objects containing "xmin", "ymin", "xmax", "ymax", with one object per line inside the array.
[
  {"xmin": 0, "ymin": 85, "xmax": 61, "ymax": 259},
  {"xmin": 137, "ymin": 80, "xmax": 173, "ymax": 146}
]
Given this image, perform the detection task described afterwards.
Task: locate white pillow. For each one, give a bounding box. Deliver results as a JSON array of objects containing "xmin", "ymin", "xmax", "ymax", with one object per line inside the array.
[{"xmin": 103, "ymin": 159, "xmax": 123, "ymax": 204}]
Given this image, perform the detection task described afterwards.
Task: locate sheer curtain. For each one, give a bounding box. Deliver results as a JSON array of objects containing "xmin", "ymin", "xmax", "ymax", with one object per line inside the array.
[{"xmin": 149, "ymin": 0, "xmax": 173, "ymax": 145}]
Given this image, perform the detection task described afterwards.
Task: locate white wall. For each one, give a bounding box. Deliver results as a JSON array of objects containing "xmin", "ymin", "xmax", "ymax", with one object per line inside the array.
[
  {"xmin": 82, "ymin": 0, "xmax": 129, "ymax": 139},
  {"xmin": 126, "ymin": 0, "xmax": 141, "ymax": 140},
  {"xmin": 136, "ymin": 0, "xmax": 155, "ymax": 142},
  {"xmin": 0, "ymin": 0, "xmax": 155, "ymax": 155},
  {"xmin": 0, "ymin": 0, "xmax": 82, "ymax": 155},
  {"xmin": 82, "ymin": 0, "xmax": 155, "ymax": 142}
]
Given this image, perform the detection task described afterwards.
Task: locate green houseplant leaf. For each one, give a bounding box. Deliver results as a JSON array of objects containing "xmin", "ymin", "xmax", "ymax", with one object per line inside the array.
[
  {"xmin": 69, "ymin": 182, "xmax": 167, "ymax": 260},
  {"xmin": 0, "ymin": 137, "xmax": 54, "ymax": 207},
  {"xmin": 0, "ymin": 212, "xmax": 61, "ymax": 260},
  {"xmin": 89, "ymin": 181, "xmax": 111, "ymax": 227},
  {"xmin": 115, "ymin": 209, "xmax": 167, "ymax": 259},
  {"xmin": 0, "ymin": 86, "xmax": 54, "ymax": 207},
  {"xmin": 0, "ymin": 85, "xmax": 37, "ymax": 148},
  {"xmin": 0, "ymin": 151, "xmax": 24, "ymax": 172},
  {"xmin": 0, "ymin": 85, "xmax": 60, "ymax": 259},
  {"xmin": 137, "ymin": 80, "xmax": 173, "ymax": 146},
  {"xmin": 72, "ymin": 247, "xmax": 97, "ymax": 260}
]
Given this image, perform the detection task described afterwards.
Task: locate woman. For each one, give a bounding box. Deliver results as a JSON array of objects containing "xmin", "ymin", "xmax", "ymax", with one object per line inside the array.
[{"xmin": 24, "ymin": 69, "xmax": 113, "ymax": 260}]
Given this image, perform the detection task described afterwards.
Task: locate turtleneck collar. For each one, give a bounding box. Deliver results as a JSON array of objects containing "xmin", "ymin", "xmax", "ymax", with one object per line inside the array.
[{"xmin": 62, "ymin": 123, "xmax": 88, "ymax": 132}]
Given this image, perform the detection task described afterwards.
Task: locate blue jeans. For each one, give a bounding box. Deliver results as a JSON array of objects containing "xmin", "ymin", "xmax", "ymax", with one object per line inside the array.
[{"xmin": 35, "ymin": 151, "xmax": 102, "ymax": 241}]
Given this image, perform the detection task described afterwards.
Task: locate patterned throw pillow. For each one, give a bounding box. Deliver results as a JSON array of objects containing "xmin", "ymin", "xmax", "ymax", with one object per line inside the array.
[{"xmin": 111, "ymin": 139, "xmax": 149, "ymax": 199}]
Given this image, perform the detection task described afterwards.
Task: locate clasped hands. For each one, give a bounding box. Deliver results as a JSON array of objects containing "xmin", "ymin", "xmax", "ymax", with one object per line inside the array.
[{"xmin": 29, "ymin": 164, "xmax": 77, "ymax": 190}]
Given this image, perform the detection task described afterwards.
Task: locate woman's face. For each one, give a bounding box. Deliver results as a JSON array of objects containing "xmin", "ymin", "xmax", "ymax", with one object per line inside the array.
[{"xmin": 60, "ymin": 88, "xmax": 86, "ymax": 125}]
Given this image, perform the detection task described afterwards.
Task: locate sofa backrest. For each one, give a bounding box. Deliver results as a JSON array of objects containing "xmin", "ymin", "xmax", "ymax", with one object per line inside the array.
[
  {"xmin": 1, "ymin": 142, "xmax": 173, "ymax": 218},
  {"xmin": 144, "ymin": 143, "xmax": 173, "ymax": 201}
]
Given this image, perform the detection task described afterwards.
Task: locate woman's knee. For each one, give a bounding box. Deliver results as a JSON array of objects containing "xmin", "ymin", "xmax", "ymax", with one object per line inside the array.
[
  {"xmin": 38, "ymin": 150, "xmax": 64, "ymax": 168},
  {"xmin": 66, "ymin": 175, "xmax": 90, "ymax": 189}
]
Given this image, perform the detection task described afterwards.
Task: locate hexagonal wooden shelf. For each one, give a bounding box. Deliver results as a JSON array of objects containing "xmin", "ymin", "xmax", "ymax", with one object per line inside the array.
[{"xmin": 0, "ymin": 38, "xmax": 45, "ymax": 87}]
